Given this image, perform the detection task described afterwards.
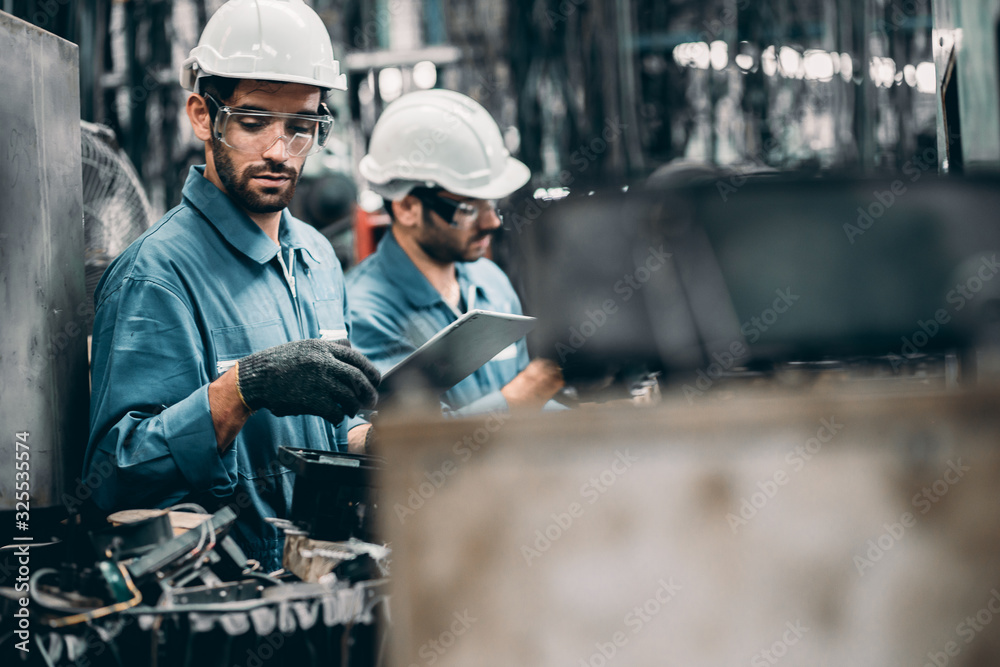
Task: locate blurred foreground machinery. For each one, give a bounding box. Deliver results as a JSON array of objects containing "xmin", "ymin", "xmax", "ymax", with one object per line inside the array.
[
  {"xmin": 377, "ymin": 385, "xmax": 1000, "ymax": 666},
  {"xmin": 512, "ymin": 174, "xmax": 1000, "ymax": 398},
  {"xmin": 0, "ymin": 500, "xmax": 389, "ymax": 666},
  {"xmin": 372, "ymin": 171, "xmax": 1000, "ymax": 665},
  {"xmin": 0, "ymin": 446, "xmax": 390, "ymax": 666}
]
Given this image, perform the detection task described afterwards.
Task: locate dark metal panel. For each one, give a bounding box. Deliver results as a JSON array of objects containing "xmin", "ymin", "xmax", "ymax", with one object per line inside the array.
[{"xmin": 0, "ymin": 11, "xmax": 88, "ymax": 515}]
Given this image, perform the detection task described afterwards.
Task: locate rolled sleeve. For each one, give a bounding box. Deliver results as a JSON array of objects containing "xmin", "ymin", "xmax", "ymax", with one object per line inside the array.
[
  {"xmin": 162, "ymin": 384, "xmax": 237, "ymax": 493},
  {"xmin": 88, "ymin": 277, "xmax": 236, "ymax": 510}
]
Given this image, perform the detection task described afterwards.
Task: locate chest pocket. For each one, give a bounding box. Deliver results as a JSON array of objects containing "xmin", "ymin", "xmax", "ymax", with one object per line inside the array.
[
  {"xmin": 211, "ymin": 319, "xmax": 286, "ymax": 377},
  {"xmin": 312, "ymin": 298, "xmax": 348, "ymax": 342}
]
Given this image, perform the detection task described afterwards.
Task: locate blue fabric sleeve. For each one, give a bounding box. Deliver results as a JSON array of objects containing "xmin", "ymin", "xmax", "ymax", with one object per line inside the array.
[
  {"xmin": 87, "ymin": 278, "xmax": 237, "ymax": 511},
  {"xmin": 444, "ymin": 389, "xmax": 510, "ymax": 417},
  {"xmin": 348, "ymin": 307, "xmax": 417, "ymax": 374},
  {"xmin": 345, "ymin": 414, "xmax": 370, "ymax": 433}
]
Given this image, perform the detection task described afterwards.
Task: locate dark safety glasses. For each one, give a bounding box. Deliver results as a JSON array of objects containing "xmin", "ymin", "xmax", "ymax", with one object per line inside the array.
[{"xmin": 410, "ymin": 187, "xmax": 500, "ymax": 227}]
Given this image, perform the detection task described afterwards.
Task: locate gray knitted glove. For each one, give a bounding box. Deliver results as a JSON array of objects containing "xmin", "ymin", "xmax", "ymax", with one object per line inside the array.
[{"xmin": 236, "ymin": 339, "xmax": 380, "ymax": 424}]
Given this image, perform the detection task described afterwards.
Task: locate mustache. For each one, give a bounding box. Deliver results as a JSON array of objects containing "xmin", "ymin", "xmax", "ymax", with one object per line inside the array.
[{"xmin": 244, "ymin": 161, "xmax": 297, "ymax": 178}]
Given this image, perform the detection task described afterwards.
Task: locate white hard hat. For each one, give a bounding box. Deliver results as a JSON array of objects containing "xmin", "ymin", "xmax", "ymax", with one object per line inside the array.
[
  {"xmin": 359, "ymin": 89, "xmax": 530, "ymax": 201},
  {"xmin": 180, "ymin": 0, "xmax": 347, "ymax": 93}
]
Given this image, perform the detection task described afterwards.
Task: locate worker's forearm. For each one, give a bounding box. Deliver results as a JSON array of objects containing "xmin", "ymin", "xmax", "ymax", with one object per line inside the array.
[
  {"xmin": 501, "ymin": 359, "xmax": 565, "ymax": 411},
  {"xmin": 208, "ymin": 366, "xmax": 252, "ymax": 453},
  {"xmin": 347, "ymin": 423, "xmax": 373, "ymax": 454}
]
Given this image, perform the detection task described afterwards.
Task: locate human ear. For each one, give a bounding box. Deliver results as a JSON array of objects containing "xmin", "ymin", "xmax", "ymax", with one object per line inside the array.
[
  {"xmin": 186, "ymin": 94, "xmax": 213, "ymax": 143},
  {"xmin": 392, "ymin": 195, "xmax": 423, "ymax": 228}
]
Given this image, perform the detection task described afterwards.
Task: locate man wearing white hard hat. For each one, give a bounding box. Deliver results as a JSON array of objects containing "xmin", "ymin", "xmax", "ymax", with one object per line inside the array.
[
  {"xmin": 85, "ymin": 0, "xmax": 378, "ymax": 571},
  {"xmin": 346, "ymin": 90, "xmax": 564, "ymax": 415}
]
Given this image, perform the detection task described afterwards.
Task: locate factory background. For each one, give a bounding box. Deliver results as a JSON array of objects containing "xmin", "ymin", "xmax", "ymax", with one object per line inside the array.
[
  {"xmin": 4, "ymin": 0, "xmax": 1000, "ymax": 665},
  {"xmin": 3, "ymin": 0, "xmax": 940, "ymax": 219}
]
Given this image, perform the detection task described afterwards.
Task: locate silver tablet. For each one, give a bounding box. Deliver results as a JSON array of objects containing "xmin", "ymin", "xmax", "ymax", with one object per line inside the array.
[{"xmin": 381, "ymin": 309, "xmax": 537, "ymax": 391}]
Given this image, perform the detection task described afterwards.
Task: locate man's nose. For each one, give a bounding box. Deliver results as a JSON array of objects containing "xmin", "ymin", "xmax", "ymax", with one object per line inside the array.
[
  {"xmin": 478, "ymin": 205, "xmax": 502, "ymax": 231},
  {"xmin": 261, "ymin": 135, "xmax": 291, "ymax": 161}
]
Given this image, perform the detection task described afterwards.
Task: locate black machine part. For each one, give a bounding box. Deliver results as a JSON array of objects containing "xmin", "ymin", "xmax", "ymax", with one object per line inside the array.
[
  {"xmin": 280, "ymin": 447, "xmax": 384, "ymax": 542},
  {"xmin": 89, "ymin": 512, "xmax": 174, "ymax": 560},
  {"xmin": 127, "ymin": 506, "xmax": 237, "ymax": 583}
]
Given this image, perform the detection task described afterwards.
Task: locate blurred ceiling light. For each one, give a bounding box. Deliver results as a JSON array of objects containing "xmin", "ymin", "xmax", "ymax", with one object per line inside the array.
[
  {"xmin": 869, "ymin": 56, "xmax": 896, "ymax": 88},
  {"xmin": 412, "ymin": 61, "xmax": 437, "ymax": 89},
  {"xmin": 778, "ymin": 46, "xmax": 803, "ymax": 78},
  {"xmin": 840, "ymin": 53, "xmax": 853, "ymax": 82},
  {"xmin": 916, "ymin": 61, "xmax": 936, "ymax": 93},
  {"xmin": 761, "ymin": 45, "xmax": 777, "ymax": 76},
  {"xmin": 803, "ymin": 50, "xmax": 834, "ymax": 81},
  {"xmin": 671, "ymin": 42, "xmax": 712, "ymax": 70},
  {"xmin": 735, "ymin": 54, "xmax": 754, "ymax": 71},
  {"xmin": 379, "ymin": 67, "xmax": 403, "ymax": 102},
  {"xmin": 533, "ymin": 187, "xmax": 570, "ymax": 201},
  {"xmin": 671, "ymin": 43, "xmax": 686, "ymax": 67},
  {"xmin": 710, "ymin": 40, "xmax": 728, "ymax": 71},
  {"xmin": 691, "ymin": 42, "xmax": 711, "ymax": 69}
]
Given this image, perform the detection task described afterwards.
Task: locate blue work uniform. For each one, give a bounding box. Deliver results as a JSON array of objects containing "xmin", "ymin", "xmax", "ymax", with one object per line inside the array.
[
  {"xmin": 87, "ymin": 165, "xmax": 362, "ymax": 571},
  {"xmin": 345, "ymin": 230, "xmax": 530, "ymax": 415}
]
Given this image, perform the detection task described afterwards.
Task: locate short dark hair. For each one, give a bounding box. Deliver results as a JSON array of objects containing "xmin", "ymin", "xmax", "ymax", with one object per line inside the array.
[
  {"xmin": 197, "ymin": 76, "xmax": 241, "ymax": 105},
  {"xmin": 196, "ymin": 76, "xmax": 330, "ymax": 121},
  {"xmin": 196, "ymin": 76, "xmax": 240, "ymax": 126},
  {"xmin": 382, "ymin": 186, "xmax": 449, "ymax": 224}
]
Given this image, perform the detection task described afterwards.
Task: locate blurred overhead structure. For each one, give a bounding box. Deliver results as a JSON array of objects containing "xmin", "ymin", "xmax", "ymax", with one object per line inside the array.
[
  {"xmin": 344, "ymin": 0, "xmax": 942, "ymax": 192},
  {"xmin": 1, "ymin": 0, "xmax": 989, "ymax": 214}
]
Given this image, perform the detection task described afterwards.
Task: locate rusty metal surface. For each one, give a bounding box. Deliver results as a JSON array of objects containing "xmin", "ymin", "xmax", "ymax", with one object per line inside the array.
[
  {"xmin": 377, "ymin": 385, "xmax": 1000, "ymax": 666},
  {"xmin": 0, "ymin": 12, "xmax": 87, "ymax": 513}
]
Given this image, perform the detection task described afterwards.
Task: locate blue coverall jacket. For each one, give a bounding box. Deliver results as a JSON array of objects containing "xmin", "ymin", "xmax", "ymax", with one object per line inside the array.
[
  {"xmin": 86, "ymin": 166, "xmax": 360, "ymax": 571},
  {"xmin": 345, "ymin": 230, "xmax": 531, "ymax": 415}
]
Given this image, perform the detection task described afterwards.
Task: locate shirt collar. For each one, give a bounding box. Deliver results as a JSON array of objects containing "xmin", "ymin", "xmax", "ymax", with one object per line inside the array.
[
  {"xmin": 181, "ymin": 165, "xmax": 322, "ymax": 267},
  {"xmin": 455, "ymin": 261, "xmax": 487, "ymax": 309},
  {"xmin": 375, "ymin": 229, "xmax": 487, "ymax": 309},
  {"xmin": 279, "ymin": 218, "xmax": 324, "ymax": 266}
]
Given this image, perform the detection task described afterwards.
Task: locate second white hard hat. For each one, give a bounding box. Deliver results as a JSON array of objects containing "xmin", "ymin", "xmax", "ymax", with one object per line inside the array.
[
  {"xmin": 359, "ymin": 89, "xmax": 530, "ymax": 201},
  {"xmin": 180, "ymin": 0, "xmax": 347, "ymax": 93}
]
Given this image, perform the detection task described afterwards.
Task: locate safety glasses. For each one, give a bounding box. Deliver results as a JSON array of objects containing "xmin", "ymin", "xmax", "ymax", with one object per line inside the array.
[
  {"xmin": 204, "ymin": 94, "xmax": 333, "ymax": 157},
  {"xmin": 410, "ymin": 187, "xmax": 499, "ymax": 227}
]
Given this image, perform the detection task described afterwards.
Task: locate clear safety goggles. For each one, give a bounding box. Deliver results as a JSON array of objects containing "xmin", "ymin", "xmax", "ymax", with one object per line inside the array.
[{"xmin": 204, "ymin": 94, "xmax": 334, "ymax": 157}]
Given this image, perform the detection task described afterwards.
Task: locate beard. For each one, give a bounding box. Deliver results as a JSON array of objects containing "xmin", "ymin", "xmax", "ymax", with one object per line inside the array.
[
  {"xmin": 415, "ymin": 213, "xmax": 494, "ymax": 264},
  {"xmin": 212, "ymin": 137, "xmax": 300, "ymax": 214}
]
